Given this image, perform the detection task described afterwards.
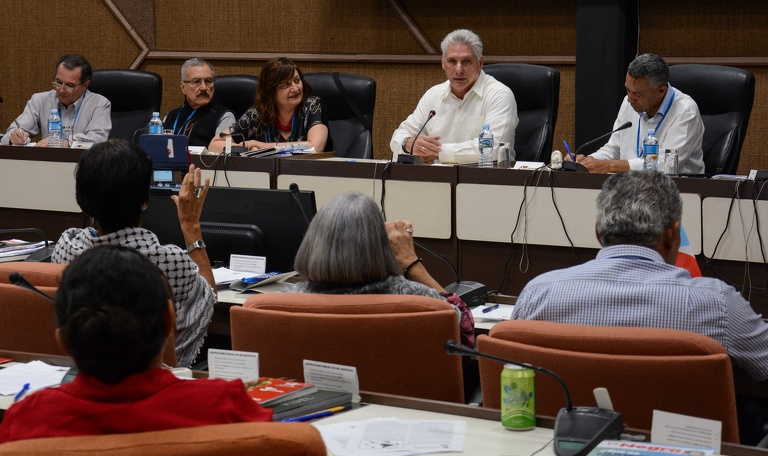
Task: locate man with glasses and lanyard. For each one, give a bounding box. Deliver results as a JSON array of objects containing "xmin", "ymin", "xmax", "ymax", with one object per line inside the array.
[
  {"xmin": 569, "ymin": 53, "xmax": 705, "ymax": 175},
  {"xmin": 1, "ymin": 54, "xmax": 111, "ymax": 147},
  {"xmin": 163, "ymin": 58, "xmax": 235, "ymax": 147}
]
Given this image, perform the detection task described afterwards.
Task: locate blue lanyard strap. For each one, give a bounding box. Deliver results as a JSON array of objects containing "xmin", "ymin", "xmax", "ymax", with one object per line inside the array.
[
  {"xmin": 172, "ymin": 108, "xmax": 197, "ymax": 135},
  {"xmin": 635, "ymin": 89, "xmax": 676, "ymax": 157}
]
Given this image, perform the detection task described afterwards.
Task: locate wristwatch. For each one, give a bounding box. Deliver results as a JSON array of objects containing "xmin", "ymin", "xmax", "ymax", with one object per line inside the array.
[
  {"xmin": 186, "ymin": 239, "xmax": 206, "ymax": 252},
  {"xmin": 401, "ymin": 137, "xmax": 412, "ymax": 154}
]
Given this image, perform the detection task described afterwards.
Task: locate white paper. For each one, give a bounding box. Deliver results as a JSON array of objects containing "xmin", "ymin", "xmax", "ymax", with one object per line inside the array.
[
  {"xmin": 212, "ymin": 267, "xmax": 252, "ymax": 285},
  {"xmin": 303, "ymin": 360, "xmax": 360, "ymax": 401},
  {"xmin": 470, "ymin": 303, "xmax": 515, "ymax": 321},
  {"xmin": 229, "ymin": 254, "xmax": 266, "ymax": 274},
  {"xmin": 208, "ymin": 349, "xmax": 259, "ymax": 381},
  {"xmin": 513, "ymin": 161, "xmax": 546, "ymax": 170},
  {"xmin": 0, "ymin": 361, "xmax": 69, "ymax": 396},
  {"xmin": 187, "ymin": 146, "xmax": 206, "ymax": 155},
  {"xmin": 315, "ymin": 418, "xmax": 465, "ymax": 456},
  {"xmin": 651, "ymin": 409, "xmax": 721, "ymax": 451},
  {"xmin": 0, "ymin": 241, "xmax": 47, "ymax": 258}
]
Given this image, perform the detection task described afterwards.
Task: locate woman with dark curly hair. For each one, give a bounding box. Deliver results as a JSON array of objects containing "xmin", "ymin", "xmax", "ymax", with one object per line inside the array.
[{"xmin": 209, "ymin": 57, "xmax": 328, "ymax": 153}]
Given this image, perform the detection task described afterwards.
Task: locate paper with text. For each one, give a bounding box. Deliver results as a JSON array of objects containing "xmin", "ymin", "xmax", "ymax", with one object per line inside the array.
[{"xmin": 208, "ymin": 349, "xmax": 259, "ymax": 382}]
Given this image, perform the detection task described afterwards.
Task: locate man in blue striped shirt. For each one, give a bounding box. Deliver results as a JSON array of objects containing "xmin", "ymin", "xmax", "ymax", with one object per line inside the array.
[{"xmin": 513, "ymin": 171, "xmax": 768, "ymax": 382}]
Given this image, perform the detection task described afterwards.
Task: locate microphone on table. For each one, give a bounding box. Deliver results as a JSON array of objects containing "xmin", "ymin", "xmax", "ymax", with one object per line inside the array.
[
  {"xmin": 10, "ymin": 272, "xmax": 54, "ymax": 302},
  {"xmin": 444, "ymin": 340, "xmax": 623, "ymax": 456},
  {"xmin": 219, "ymin": 131, "xmax": 247, "ymax": 156},
  {"xmin": 289, "ymin": 183, "xmax": 312, "ymax": 230},
  {"xmin": 562, "ymin": 121, "xmax": 633, "ymax": 172},
  {"xmin": 397, "ymin": 110, "xmax": 436, "ymax": 164}
]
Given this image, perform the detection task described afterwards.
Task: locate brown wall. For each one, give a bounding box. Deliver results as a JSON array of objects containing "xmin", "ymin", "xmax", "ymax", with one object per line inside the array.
[{"xmin": 1, "ymin": 0, "xmax": 764, "ymax": 172}]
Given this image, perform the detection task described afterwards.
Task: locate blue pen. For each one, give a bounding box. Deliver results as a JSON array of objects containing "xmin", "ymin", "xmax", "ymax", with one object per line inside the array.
[
  {"xmin": 482, "ymin": 304, "xmax": 500, "ymax": 313},
  {"xmin": 563, "ymin": 140, "xmax": 575, "ymax": 161},
  {"xmin": 280, "ymin": 406, "xmax": 346, "ymax": 422},
  {"xmin": 14, "ymin": 383, "xmax": 30, "ymax": 402}
]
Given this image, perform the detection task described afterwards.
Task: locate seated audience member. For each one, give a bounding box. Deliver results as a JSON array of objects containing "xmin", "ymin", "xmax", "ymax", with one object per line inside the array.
[
  {"xmin": 513, "ymin": 171, "xmax": 768, "ymax": 380},
  {"xmin": 0, "ymin": 246, "xmax": 272, "ymax": 443},
  {"xmin": 164, "ymin": 58, "xmax": 235, "ymax": 146},
  {"xmin": 209, "ymin": 57, "xmax": 328, "ymax": 153},
  {"xmin": 1, "ymin": 54, "xmax": 111, "ymax": 147},
  {"xmin": 293, "ymin": 192, "xmax": 474, "ymax": 346},
  {"xmin": 51, "ymin": 139, "xmax": 215, "ymax": 367},
  {"xmin": 389, "ymin": 29, "xmax": 518, "ymax": 164},
  {"xmin": 570, "ymin": 54, "xmax": 705, "ymax": 175}
]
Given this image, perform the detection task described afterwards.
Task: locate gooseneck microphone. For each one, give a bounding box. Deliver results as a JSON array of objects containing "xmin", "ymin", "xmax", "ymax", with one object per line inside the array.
[
  {"xmin": 397, "ymin": 110, "xmax": 437, "ymax": 164},
  {"xmin": 574, "ymin": 121, "xmax": 633, "ymax": 157},
  {"xmin": 445, "ymin": 340, "xmax": 623, "ymax": 456},
  {"xmin": 10, "ymin": 272, "xmax": 54, "ymax": 302},
  {"xmin": 444, "ymin": 340, "xmax": 572, "ymax": 410},
  {"xmin": 289, "ymin": 183, "xmax": 311, "ymax": 229}
]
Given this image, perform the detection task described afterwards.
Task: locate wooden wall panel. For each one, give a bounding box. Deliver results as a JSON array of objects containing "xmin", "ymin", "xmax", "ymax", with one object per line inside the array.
[
  {"xmin": 738, "ymin": 69, "xmax": 768, "ymax": 174},
  {"xmin": 0, "ymin": 0, "xmax": 139, "ymax": 130},
  {"xmin": 640, "ymin": 1, "xmax": 768, "ymax": 57}
]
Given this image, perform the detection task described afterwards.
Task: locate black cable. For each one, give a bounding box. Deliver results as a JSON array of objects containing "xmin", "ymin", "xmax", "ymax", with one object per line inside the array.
[
  {"xmin": 708, "ymin": 180, "xmax": 740, "ymax": 264},
  {"xmin": 223, "ymin": 151, "xmax": 231, "ymax": 187},
  {"xmin": 548, "ymin": 171, "xmax": 578, "ymax": 260},
  {"xmin": 379, "ymin": 161, "xmax": 395, "ymax": 220},
  {"xmin": 499, "ymin": 169, "xmax": 539, "ymax": 293},
  {"xmin": 413, "ymin": 239, "xmax": 459, "ymax": 283},
  {"xmin": 529, "ymin": 438, "xmax": 554, "ymax": 456}
]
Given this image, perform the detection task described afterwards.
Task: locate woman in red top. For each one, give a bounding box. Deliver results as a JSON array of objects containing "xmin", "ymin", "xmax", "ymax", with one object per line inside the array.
[{"xmin": 0, "ymin": 246, "xmax": 272, "ymax": 443}]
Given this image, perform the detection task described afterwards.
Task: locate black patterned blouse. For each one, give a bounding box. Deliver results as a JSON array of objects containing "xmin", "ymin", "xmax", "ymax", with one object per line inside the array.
[{"xmin": 231, "ymin": 96, "xmax": 324, "ymax": 146}]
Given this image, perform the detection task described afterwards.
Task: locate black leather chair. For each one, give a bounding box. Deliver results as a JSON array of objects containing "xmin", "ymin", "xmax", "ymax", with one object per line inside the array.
[
  {"xmin": 669, "ymin": 64, "xmax": 755, "ymax": 175},
  {"xmin": 302, "ymin": 72, "xmax": 376, "ymax": 158},
  {"xmin": 212, "ymin": 74, "xmax": 259, "ymax": 120},
  {"xmin": 483, "ymin": 64, "xmax": 560, "ymax": 162},
  {"xmin": 89, "ymin": 70, "xmax": 162, "ymax": 140}
]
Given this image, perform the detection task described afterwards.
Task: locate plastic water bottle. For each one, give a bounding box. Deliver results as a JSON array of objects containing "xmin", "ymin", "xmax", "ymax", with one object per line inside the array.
[
  {"xmin": 642, "ymin": 129, "xmax": 659, "ymax": 171},
  {"xmin": 478, "ymin": 124, "xmax": 494, "ymax": 168},
  {"xmin": 148, "ymin": 112, "xmax": 163, "ymax": 135},
  {"xmin": 47, "ymin": 108, "xmax": 62, "ymax": 147}
]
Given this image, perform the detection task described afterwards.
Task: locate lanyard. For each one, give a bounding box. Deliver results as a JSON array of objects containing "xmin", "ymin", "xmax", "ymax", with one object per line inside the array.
[
  {"xmin": 61, "ymin": 92, "xmax": 86, "ymax": 131},
  {"xmin": 172, "ymin": 108, "xmax": 197, "ymax": 135},
  {"xmin": 635, "ymin": 89, "xmax": 676, "ymax": 157}
]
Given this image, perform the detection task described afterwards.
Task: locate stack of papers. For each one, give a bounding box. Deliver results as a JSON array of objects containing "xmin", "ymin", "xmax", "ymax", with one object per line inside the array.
[
  {"xmin": 0, "ymin": 240, "xmax": 47, "ymax": 262},
  {"xmin": 471, "ymin": 303, "xmax": 515, "ymax": 321},
  {"xmin": 0, "ymin": 361, "xmax": 70, "ymax": 396},
  {"xmin": 316, "ymin": 418, "xmax": 465, "ymax": 456}
]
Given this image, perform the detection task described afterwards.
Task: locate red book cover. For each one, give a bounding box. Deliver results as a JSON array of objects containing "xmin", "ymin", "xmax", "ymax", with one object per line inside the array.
[
  {"xmin": 0, "ymin": 357, "xmax": 12, "ymax": 365},
  {"xmin": 246, "ymin": 377, "xmax": 316, "ymax": 406}
]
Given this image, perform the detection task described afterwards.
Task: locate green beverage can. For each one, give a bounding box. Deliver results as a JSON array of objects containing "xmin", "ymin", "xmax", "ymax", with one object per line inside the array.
[{"xmin": 500, "ymin": 364, "xmax": 535, "ymax": 430}]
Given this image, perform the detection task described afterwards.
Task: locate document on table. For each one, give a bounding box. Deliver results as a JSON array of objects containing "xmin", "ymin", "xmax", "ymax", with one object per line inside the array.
[
  {"xmin": 0, "ymin": 361, "xmax": 70, "ymax": 395},
  {"xmin": 471, "ymin": 303, "xmax": 515, "ymax": 321},
  {"xmin": 316, "ymin": 418, "xmax": 465, "ymax": 456}
]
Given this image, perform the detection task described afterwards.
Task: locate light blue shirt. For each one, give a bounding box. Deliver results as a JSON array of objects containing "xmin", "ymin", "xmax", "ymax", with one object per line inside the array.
[{"xmin": 513, "ymin": 244, "xmax": 768, "ymax": 381}]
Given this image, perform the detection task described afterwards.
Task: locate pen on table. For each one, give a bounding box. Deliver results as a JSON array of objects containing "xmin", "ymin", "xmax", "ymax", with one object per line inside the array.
[
  {"xmin": 14, "ymin": 383, "xmax": 30, "ymax": 402},
  {"xmin": 482, "ymin": 304, "xmax": 500, "ymax": 313},
  {"xmin": 280, "ymin": 406, "xmax": 346, "ymax": 422},
  {"xmin": 563, "ymin": 140, "xmax": 575, "ymax": 161}
]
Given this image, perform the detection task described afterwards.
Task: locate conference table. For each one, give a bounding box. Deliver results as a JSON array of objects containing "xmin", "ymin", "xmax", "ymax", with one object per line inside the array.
[
  {"xmin": 2, "ymin": 145, "xmax": 767, "ymax": 316},
  {"xmin": 1, "ymin": 349, "xmax": 766, "ymax": 456}
]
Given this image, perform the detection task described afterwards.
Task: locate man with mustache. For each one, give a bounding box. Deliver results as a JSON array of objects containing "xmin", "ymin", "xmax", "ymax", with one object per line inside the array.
[
  {"xmin": 163, "ymin": 58, "xmax": 235, "ymax": 147},
  {"xmin": 569, "ymin": 54, "xmax": 705, "ymax": 175},
  {"xmin": 1, "ymin": 54, "xmax": 111, "ymax": 147},
  {"xmin": 390, "ymin": 29, "xmax": 518, "ymax": 164}
]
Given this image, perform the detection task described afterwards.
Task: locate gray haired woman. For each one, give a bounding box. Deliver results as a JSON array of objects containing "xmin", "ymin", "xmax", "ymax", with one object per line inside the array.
[{"xmin": 293, "ymin": 192, "xmax": 474, "ymax": 345}]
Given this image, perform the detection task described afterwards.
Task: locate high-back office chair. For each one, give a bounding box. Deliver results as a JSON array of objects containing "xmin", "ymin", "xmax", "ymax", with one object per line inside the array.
[
  {"xmin": 231, "ymin": 293, "xmax": 465, "ymax": 403},
  {"xmin": 483, "ymin": 63, "xmax": 560, "ymax": 162},
  {"xmin": 0, "ymin": 422, "xmax": 326, "ymax": 455},
  {"xmin": 302, "ymin": 72, "xmax": 376, "ymax": 158},
  {"xmin": 89, "ymin": 70, "xmax": 162, "ymax": 140},
  {"xmin": 478, "ymin": 320, "xmax": 739, "ymax": 443},
  {"xmin": 668, "ymin": 64, "xmax": 755, "ymax": 175},
  {"xmin": 0, "ymin": 261, "xmax": 177, "ymax": 366},
  {"xmin": 212, "ymin": 74, "xmax": 259, "ymax": 120}
]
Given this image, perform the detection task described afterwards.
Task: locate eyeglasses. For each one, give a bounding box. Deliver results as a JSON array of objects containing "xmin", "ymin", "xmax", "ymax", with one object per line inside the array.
[
  {"xmin": 52, "ymin": 80, "xmax": 83, "ymax": 91},
  {"xmin": 183, "ymin": 78, "xmax": 214, "ymax": 87},
  {"xmin": 277, "ymin": 77, "xmax": 302, "ymax": 90}
]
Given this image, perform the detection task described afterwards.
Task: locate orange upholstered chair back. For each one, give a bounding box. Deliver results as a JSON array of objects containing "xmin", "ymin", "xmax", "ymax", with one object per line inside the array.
[
  {"xmin": 0, "ymin": 262, "xmax": 65, "ymax": 287},
  {"xmin": 231, "ymin": 293, "xmax": 464, "ymax": 403},
  {"xmin": 478, "ymin": 320, "xmax": 739, "ymax": 443},
  {"xmin": 0, "ymin": 422, "xmax": 326, "ymax": 455},
  {"xmin": 0, "ymin": 284, "xmax": 64, "ymax": 355}
]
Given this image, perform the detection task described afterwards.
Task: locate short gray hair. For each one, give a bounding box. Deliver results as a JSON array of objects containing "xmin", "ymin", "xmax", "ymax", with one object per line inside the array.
[
  {"xmin": 596, "ymin": 171, "xmax": 682, "ymax": 247},
  {"xmin": 627, "ymin": 53, "xmax": 669, "ymax": 88},
  {"xmin": 293, "ymin": 192, "xmax": 400, "ymax": 285},
  {"xmin": 440, "ymin": 29, "xmax": 483, "ymax": 59},
  {"xmin": 180, "ymin": 58, "xmax": 214, "ymax": 80}
]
